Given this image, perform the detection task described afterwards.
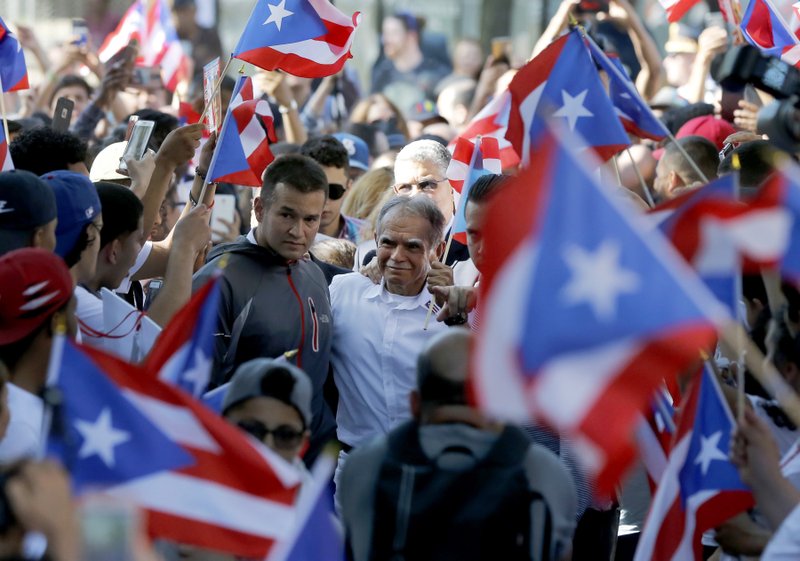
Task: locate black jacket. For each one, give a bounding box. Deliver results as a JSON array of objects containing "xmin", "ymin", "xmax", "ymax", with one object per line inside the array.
[{"xmin": 193, "ymin": 237, "xmax": 336, "ymax": 457}]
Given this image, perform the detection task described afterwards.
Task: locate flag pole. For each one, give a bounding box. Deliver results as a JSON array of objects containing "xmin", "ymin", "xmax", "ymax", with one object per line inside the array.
[
  {"xmin": 612, "ymin": 155, "xmax": 623, "ymax": 185},
  {"xmin": 0, "ymin": 76, "xmax": 11, "ymax": 149},
  {"xmin": 731, "ymin": 154, "xmax": 746, "ymax": 423},
  {"xmin": 720, "ymin": 321, "xmax": 800, "ymax": 428},
  {"xmin": 199, "ymin": 56, "xmax": 234, "ymax": 124},
  {"xmin": 625, "ymin": 148, "xmax": 655, "ymax": 207},
  {"xmin": 665, "ymin": 131, "xmax": 710, "ymax": 184}
]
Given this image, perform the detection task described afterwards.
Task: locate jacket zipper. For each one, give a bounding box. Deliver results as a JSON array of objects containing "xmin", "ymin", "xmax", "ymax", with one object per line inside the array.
[{"xmin": 287, "ymin": 267, "xmax": 305, "ymax": 369}]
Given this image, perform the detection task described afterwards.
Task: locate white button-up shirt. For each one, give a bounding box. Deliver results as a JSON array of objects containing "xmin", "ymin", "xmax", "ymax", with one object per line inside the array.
[{"xmin": 330, "ymin": 273, "xmax": 448, "ymax": 448}]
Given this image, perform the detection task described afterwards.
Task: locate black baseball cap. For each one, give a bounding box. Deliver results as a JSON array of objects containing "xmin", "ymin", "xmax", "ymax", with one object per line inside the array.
[{"xmin": 0, "ymin": 170, "xmax": 57, "ymax": 256}]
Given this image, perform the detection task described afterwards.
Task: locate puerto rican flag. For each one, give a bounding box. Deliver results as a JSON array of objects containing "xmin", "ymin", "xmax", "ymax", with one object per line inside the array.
[
  {"xmin": 145, "ymin": 276, "xmax": 220, "ymax": 397},
  {"xmin": 46, "ymin": 335, "xmax": 300, "ymax": 558},
  {"xmin": 0, "ymin": 120, "xmax": 13, "ymax": 171},
  {"xmin": 655, "ymin": 176, "xmax": 742, "ymax": 315},
  {"xmin": 232, "ymin": 0, "xmax": 360, "ymax": 78},
  {"xmin": 98, "ymin": 0, "xmax": 190, "ymax": 92},
  {"xmin": 634, "ymin": 366, "xmax": 753, "ymax": 561},
  {"xmin": 447, "ymin": 135, "xmax": 501, "ymax": 194},
  {"xmin": 658, "ymin": 0, "xmax": 702, "ymax": 22},
  {"xmin": 0, "ymin": 18, "xmax": 29, "ymax": 92},
  {"xmin": 741, "ymin": 0, "xmax": 800, "ymax": 66},
  {"xmin": 666, "ymin": 166, "xmax": 800, "ymax": 284},
  {"xmin": 456, "ymin": 91, "xmax": 520, "ymax": 170},
  {"xmin": 207, "ymin": 76, "xmax": 277, "ymax": 186},
  {"xmin": 506, "ymin": 29, "xmax": 631, "ymax": 166},
  {"xmin": 449, "ymin": 136, "xmax": 499, "ymax": 244},
  {"xmin": 471, "ymin": 124, "xmax": 725, "ymax": 494},
  {"xmin": 586, "ymin": 37, "xmax": 669, "ymax": 142}
]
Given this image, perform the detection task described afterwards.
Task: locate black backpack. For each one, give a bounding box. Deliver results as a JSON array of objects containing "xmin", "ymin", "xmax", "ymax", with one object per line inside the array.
[{"xmin": 368, "ymin": 421, "xmax": 553, "ymax": 561}]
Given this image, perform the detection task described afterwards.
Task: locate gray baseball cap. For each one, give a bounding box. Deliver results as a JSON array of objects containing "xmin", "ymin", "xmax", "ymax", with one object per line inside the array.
[{"xmin": 222, "ymin": 358, "xmax": 313, "ymax": 428}]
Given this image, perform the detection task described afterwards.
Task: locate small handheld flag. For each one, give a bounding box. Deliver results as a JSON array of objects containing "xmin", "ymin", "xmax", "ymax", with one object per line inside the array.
[
  {"xmin": 0, "ymin": 18, "xmax": 29, "ymax": 92},
  {"xmin": 207, "ymin": 76, "xmax": 277, "ymax": 186},
  {"xmin": 233, "ymin": 0, "xmax": 360, "ymax": 78}
]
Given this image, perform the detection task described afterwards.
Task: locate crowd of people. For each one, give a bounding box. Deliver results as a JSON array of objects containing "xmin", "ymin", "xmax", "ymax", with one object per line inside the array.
[{"xmin": 1, "ymin": 0, "xmax": 800, "ymax": 559}]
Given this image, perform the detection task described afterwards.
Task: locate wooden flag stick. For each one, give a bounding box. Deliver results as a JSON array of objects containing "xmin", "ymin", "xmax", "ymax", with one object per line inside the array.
[
  {"xmin": 719, "ymin": 321, "xmax": 800, "ymax": 429},
  {"xmin": 0, "ymin": 76, "xmax": 11, "ymax": 149},
  {"xmin": 731, "ymin": 153, "xmax": 746, "ymax": 422},
  {"xmin": 612, "ymin": 155, "xmax": 623, "ymax": 186}
]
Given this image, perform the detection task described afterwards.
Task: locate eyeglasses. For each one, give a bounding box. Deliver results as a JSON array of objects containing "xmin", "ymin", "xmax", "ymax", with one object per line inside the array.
[
  {"xmin": 236, "ymin": 420, "xmax": 304, "ymax": 450},
  {"xmin": 328, "ymin": 183, "xmax": 346, "ymax": 201},
  {"xmin": 393, "ymin": 178, "xmax": 446, "ymax": 195}
]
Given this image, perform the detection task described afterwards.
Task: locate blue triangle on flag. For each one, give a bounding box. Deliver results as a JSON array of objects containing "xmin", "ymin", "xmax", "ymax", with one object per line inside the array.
[{"xmin": 47, "ymin": 339, "xmax": 194, "ymax": 491}]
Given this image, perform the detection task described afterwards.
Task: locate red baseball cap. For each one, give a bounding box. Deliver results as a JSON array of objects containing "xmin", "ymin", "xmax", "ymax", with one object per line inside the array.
[
  {"xmin": 0, "ymin": 248, "xmax": 74, "ymax": 345},
  {"xmin": 653, "ymin": 115, "xmax": 736, "ymax": 159}
]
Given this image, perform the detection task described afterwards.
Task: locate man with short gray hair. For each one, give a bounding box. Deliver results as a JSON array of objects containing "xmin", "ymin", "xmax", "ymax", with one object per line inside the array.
[{"xmin": 330, "ymin": 195, "xmax": 450, "ymax": 463}]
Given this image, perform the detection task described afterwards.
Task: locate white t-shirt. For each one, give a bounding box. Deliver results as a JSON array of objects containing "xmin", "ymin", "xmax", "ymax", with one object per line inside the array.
[
  {"xmin": 0, "ymin": 384, "xmax": 44, "ymax": 462},
  {"xmin": 75, "ymin": 285, "xmax": 105, "ymax": 350},
  {"xmin": 115, "ymin": 240, "xmax": 153, "ymax": 293},
  {"xmin": 762, "ymin": 504, "xmax": 800, "ymax": 560}
]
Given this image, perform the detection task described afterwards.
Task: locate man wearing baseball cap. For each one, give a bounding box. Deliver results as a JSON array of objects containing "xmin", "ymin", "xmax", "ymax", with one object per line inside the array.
[
  {"xmin": 222, "ymin": 358, "xmax": 313, "ymax": 474},
  {"xmin": 41, "ymin": 171, "xmax": 103, "ymax": 285},
  {"xmin": 0, "ymin": 170, "xmax": 58, "ymax": 256},
  {"xmin": 333, "ymin": 132, "xmax": 370, "ymax": 183},
  {"xmin": 0, "ymin": 248, "xmax": 77, "ymax": 462}
]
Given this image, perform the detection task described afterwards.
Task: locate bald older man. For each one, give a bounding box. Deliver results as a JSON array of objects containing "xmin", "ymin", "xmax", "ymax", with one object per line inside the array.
[{"xmin": 339, "ymin": 328, "xmax": 577, "ymax": 561}]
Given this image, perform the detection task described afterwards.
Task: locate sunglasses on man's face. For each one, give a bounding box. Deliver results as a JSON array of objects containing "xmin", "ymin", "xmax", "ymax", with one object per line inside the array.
[
  {"xmin": 236, "ymin": 419, "xmax": 304, "ymax": 450},
  {"xmin": 328, "ymin": 183, "xmax": 347, "ymax": 201}
]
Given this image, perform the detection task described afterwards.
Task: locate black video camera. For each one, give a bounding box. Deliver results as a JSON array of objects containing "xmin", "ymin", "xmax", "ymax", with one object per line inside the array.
[{"xmin": 713, "ymin": 45, "xmax": 800, "ymax": 152}]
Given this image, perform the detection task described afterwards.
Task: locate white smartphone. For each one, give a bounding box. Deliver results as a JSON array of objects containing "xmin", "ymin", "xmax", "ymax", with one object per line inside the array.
[
  {"xmin": 118, "ymin": 119, "xmax": 155, "ymax": 174},
  {"xmin": 211, "ymin": 194, "xmax": 237, "ymax": 243},
  {"xmin": 80, "ymin": 498, "xmax": 139, "ymax": 561}
]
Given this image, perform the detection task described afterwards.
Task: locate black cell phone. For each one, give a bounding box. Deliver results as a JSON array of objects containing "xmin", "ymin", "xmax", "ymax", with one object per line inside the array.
[{"xmin": 52, "ymin": 97, "xmax": 75, "ymax": 132}]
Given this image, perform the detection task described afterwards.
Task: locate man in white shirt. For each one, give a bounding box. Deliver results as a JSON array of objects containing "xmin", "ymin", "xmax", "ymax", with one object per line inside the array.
[{"xmin": 330, "ymin": 195, "xmax": 449, "ymax": 455}]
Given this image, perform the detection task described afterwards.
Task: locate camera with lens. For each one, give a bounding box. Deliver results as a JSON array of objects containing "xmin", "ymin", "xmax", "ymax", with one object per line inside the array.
[{"xmin": 713, "ymin": 45, "xmax": 800, "ymax": 152}]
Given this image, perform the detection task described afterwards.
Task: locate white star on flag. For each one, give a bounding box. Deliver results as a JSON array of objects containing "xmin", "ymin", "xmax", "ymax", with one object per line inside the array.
[
  {"xmin": 264, "ymin": 0, "xmax": 294, "ymax": 31},
  {"xmin": 694, "ymin": 430, "xmax": 729, "ymax": 475},
  {"xmin": 181, "ymin": 348, "xmax": 212, "ymax": 396},
  {"xmin": 75, "ymin": 408, "xmax": 131, "ymax": 468},
  {"xmin": 552, "ymin": 89, "xmax": 593, "ymax": 131},
  {"xmin": 560, "ymin": 239, "xmax": 640, "ymax": 321}
]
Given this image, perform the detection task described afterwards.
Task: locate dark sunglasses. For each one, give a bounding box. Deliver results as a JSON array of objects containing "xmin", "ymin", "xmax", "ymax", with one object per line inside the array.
[
  {"xmin": 328, "ymin": 183, "xmax": 346, "ymax": 200},
  {"xmin": 236, "ymin": 420, "xmax": 304, "ymax": 449}
]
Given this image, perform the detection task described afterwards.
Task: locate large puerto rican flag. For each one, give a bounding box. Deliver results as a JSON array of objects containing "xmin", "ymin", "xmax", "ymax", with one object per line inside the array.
[
  {"xmin": 740, "ymin": 0, "xmax": 800, "ymax": 66},
  {"xmin": 472, "ymin": 123, "xmax": 726, "ymax": 494},
  {"xmin": 232, "ymin": 0, "xmax": 360, "ymax": 78},
  {"xmin": 46, "ymin": 335, "xmax": 301, "ymax": 558},
  {"xmin": 506, "ymin": 29, "xmax": 631, "ymax": 165}
]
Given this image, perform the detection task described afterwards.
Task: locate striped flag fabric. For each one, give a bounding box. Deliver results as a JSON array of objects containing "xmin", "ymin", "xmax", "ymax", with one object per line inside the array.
[
  {"xmin": 449, "ymin": 136, "xmax": 498, "ymax": 244},
  {"xmin": 658, "ymin": 0, "xmax": 703, "ymax": 22},
  {"xmin": 0, "ymin": 17, "xmax": 29, "ymax": 92},
  {"xmin": 207, "ymin": 75, "xmax": 277, "ymax": 186},
  {"xmin": 232, "ymin": 0, "xmax": 360, "ymax": 78},
  {"xmin": 0, "ymin": 120, "xmax": 13, "ymax": 172},
  {"xmin": 471, "ymin": 123, "xmax": 725, "ymax": 494},
  {"xmin": 740, "ymin": 0, "xmax": 800, "ymax": 67},
  {"xmin": 46, "ymin": 335, "xmax": 301, "ymax": 559},
  {"xmin": 634, "ymin": 366, "xmax": 753, "ymax": 561},
  {"xmin": 145, "ymin": 276, "xmax": 220, "ymax": 397},
  {"xmin": 456, "ymin": 91, "xmax": 520, "ymax": 170},
  {"xmin": 447, "ymin": 136, "xmax": 501, "ymax": 194},
  {"xmin": 98, "ymin": 0, "xmax": 190, "ymax": 92}
]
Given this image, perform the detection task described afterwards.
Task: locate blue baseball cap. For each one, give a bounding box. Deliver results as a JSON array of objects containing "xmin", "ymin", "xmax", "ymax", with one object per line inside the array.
[
  {"xmin": 333, "ymin": 132, "xmax": 369, "ymax": 171},
  {"xmin": 40, "ymin": 171, "xmax": 102, "ymax": 258}
]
